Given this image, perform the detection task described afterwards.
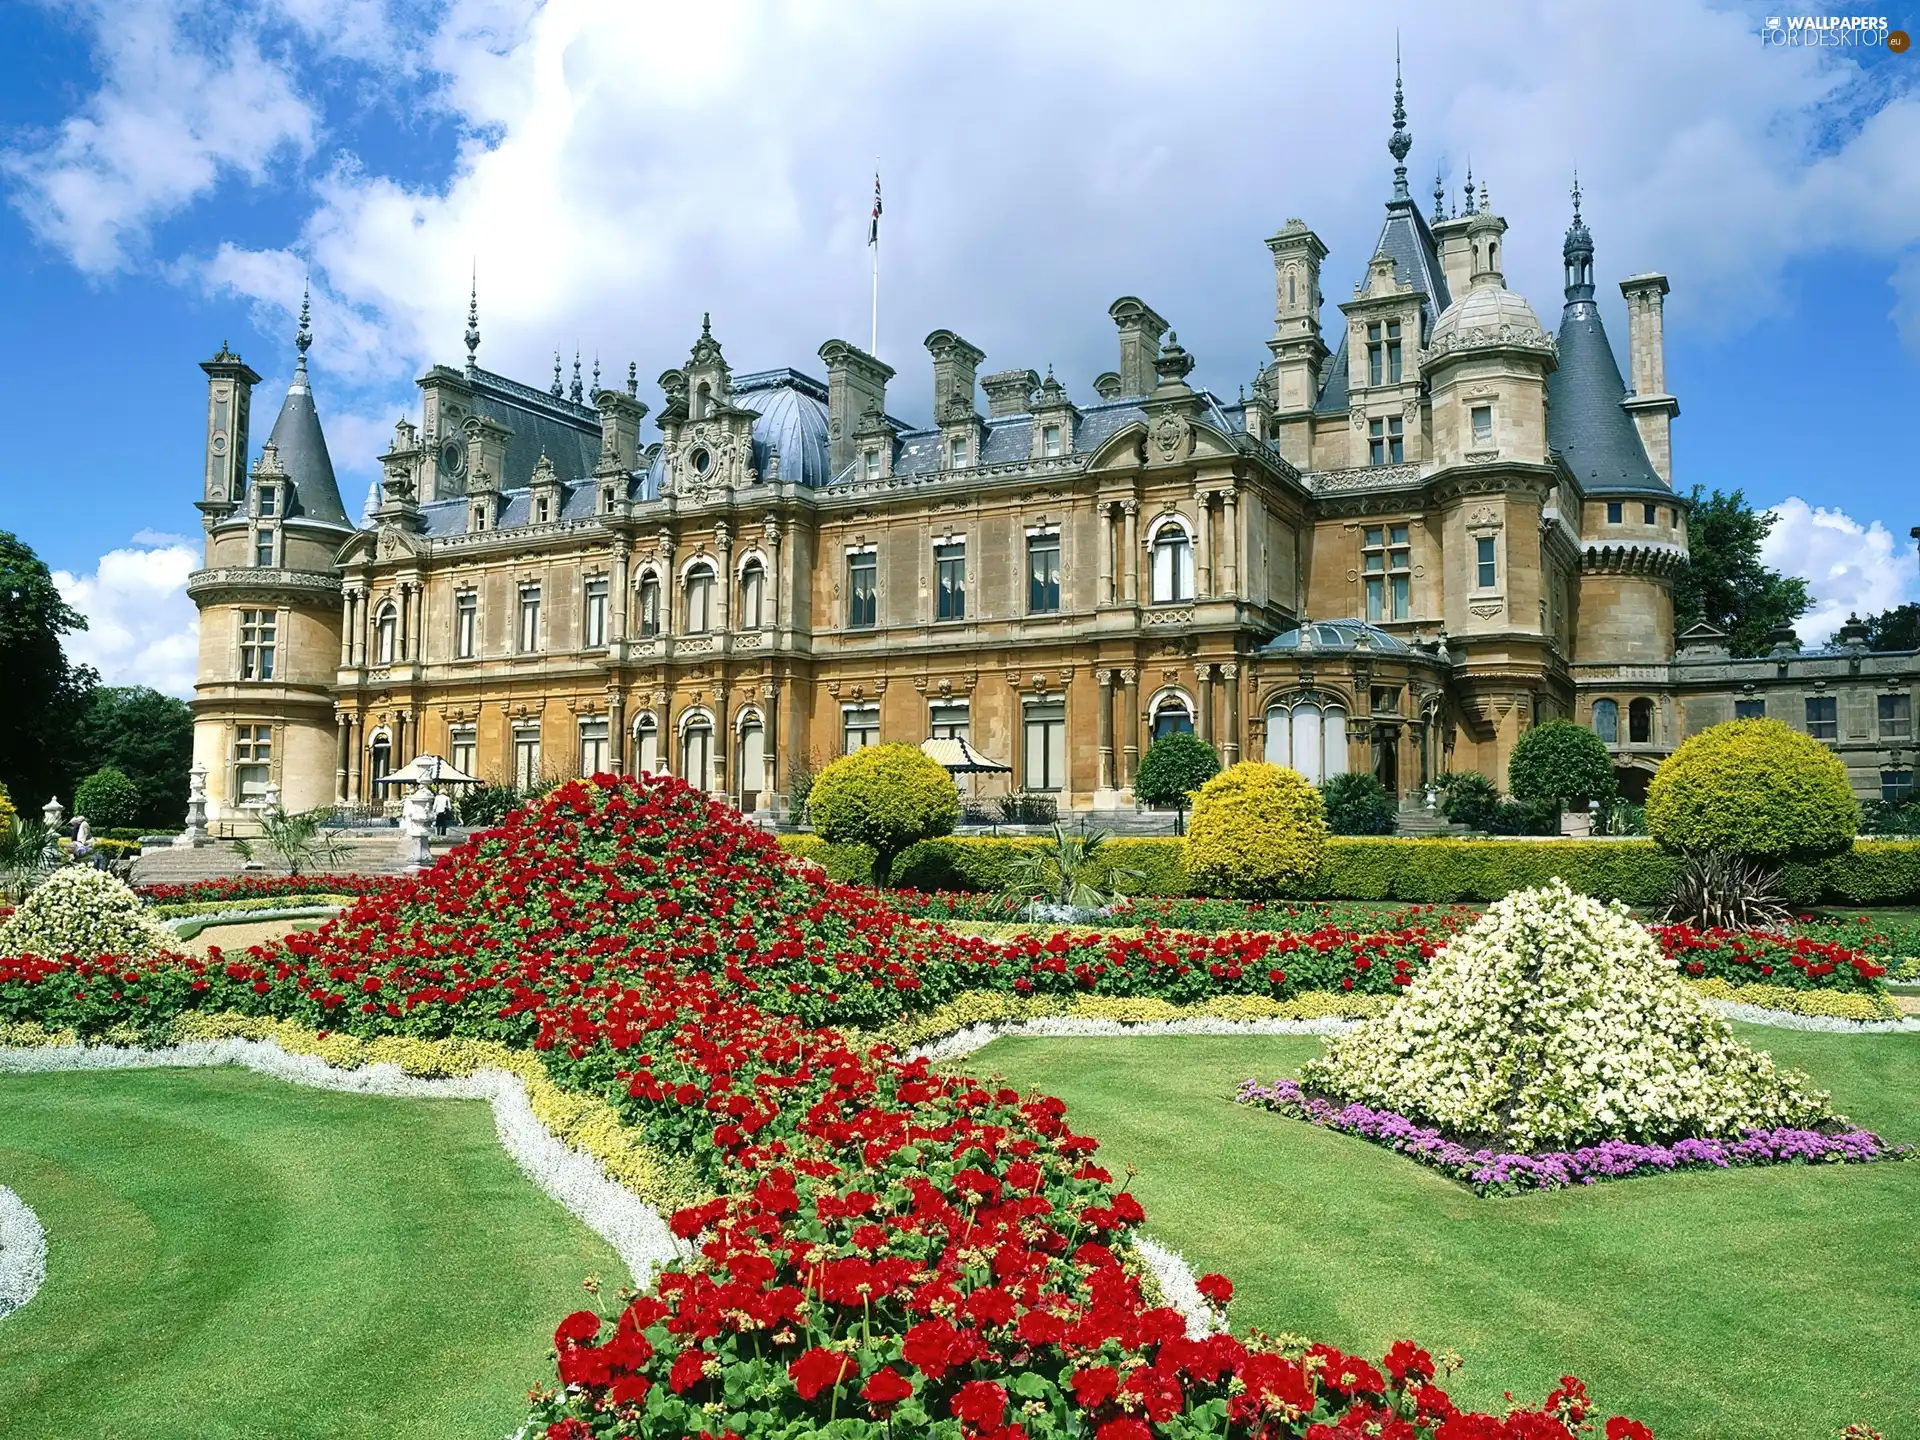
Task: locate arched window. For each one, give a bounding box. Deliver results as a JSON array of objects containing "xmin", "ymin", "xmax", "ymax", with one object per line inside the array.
[
  {"xmin": 1592, "ymin": 699, "xmax": 1619, "ymax": 745},
  {"xmin": 1151, "ymin": 696, "xmax": 1194, "ymax": 741},
  {"xmin": 374, "ymin": 602, "xmax": 398, "ymax": 665},
  {"xmin": 738, "ymin": 716, "xmax": 767, "ymax": 810},
  {"xmin": 695, "ymin": 381, "xmax": 713, "ymax": 419},
  {"xmin": 680, "ymin": 717, "xmax": 714, "ymax": 792},
  {"xmin": 739, "ymin": 560, "xmax": 765, "ymax": 631},
  {"xmin": 638, "ymin": 575, "xmax": 663, "ymax": 636},
  {"xmin": 1264, "ymin": 700, "xmax": 1348, "ymax": 785},
  {"xmin": 1264, "ymin": 705, "xmax": 1291, "ymax": 765},
  {"xmin": 633, "ymin": 714, "xmax": 661, "ymax": 775},
  {"xmin": 684, "ymin": 563, "xmax": 715, "ymax": 634},
  {"xmin": 1290, "ymin": 701, "xmax": 1322, "ymax": 782},
  {"xmin": 1629, "ymin": 698, "xmax": 1654, "ymax": 744},
  {"xmin": 368, "ymin": 729, "xmax": 392, "ymax": 791},
  {"xmin": 1150, "ymin": 524, "xmax": 1195, "ymax": 603},
  {"xmin": 1325, "ymin": 705, "xmax": 1349, "ymax": 780}
]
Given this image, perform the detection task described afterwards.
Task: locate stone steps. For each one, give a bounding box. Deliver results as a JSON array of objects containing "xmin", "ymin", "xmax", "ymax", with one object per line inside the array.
[{"xmin": 130, "ymin": 832, "xmax": 420, "ymax": 886}]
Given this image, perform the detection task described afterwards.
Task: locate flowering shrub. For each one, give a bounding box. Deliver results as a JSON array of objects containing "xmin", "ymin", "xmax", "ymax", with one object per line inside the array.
[
  {"xmin": 1301, "ymin": 881, "xmax": 1839, "ymax": 1152},
  {"xmin": 135, "ymin": 874, "xmax": 399, "ymax": 906},
  {"xmin": 1187, "ymin": 763, "xmax": 1328, "ymax": 898},
  {"xmin": 0, "ymin": 775, "xmax": 1650, "ymax": 1438},
  {"xmin": 0, "ymin": 867, "xmax": 174, "ymax": 962}
]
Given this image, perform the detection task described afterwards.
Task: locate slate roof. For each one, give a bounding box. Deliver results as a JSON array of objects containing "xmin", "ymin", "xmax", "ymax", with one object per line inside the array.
[
  {"xmin": 467, "ymin": 367, "xmax": 602, "ymax": 489},
  {"xmin": 264, "ymin": 362, "xmax": 352, "ymax": 529},
  {"xmin": 1547, "ymin": 299, "xmax": 1666, "ymax": 495},
  {"xmin": 1314, "ymin": 197, "xmax": 1450, "ymax": 415}
]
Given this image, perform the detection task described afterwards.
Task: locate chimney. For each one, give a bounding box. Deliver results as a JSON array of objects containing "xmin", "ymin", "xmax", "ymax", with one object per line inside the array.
[
  {"xmin": 924, "ymin": 330, "xmax": 985, "ymax": 422},
  {"xmin": 981, "ymin": 368, "xmax": 1039, "ymax": 417},
  {"xmin": 1264, "ymin": 219, "xmax": 1329, "ymax": 416},
  {"xmin": 818, "ymin": 340, "xmax": 895, "ymax": 477},
  {"xmin": 594, "ymin": 388, "xmax": 649, "ymax": 472},
  {"xmin": 1107, "ymin": 297, "xmax": 1168, "ymax": 397},
  {"xmin": 1619, "ymin": 273, "xmax": 1679, "ymax": 485}
]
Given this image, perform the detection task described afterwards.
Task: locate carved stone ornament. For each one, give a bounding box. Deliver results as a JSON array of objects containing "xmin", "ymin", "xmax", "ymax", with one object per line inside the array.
[
  {"xmin": 1150, "ymin": 411, "xmax": 1192, "ymax": 463},
  {"xmin": 1468, "ymin": 600, "xmax": 1504, "ymax": 619},
  {"xmin": 1467, "ymin": 505, "xmax": 1502, "ymax": 530}
]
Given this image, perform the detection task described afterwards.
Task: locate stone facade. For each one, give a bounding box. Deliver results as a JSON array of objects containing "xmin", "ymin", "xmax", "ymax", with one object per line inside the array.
[{"xmin": 183, "ymin": 96, "xmax": 1919, "ymax": 833}]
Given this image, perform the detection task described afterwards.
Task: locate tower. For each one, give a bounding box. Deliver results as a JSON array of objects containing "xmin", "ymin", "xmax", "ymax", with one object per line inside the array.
[{"xmin": 198, "ymin": 343, "xmax": 260, "ymax": 525}]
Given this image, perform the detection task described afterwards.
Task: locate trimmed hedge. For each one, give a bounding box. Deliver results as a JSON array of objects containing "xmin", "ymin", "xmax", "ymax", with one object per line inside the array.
[{"xmin": 777, "ymin": 833, "xmax": 1920, "ymax": 906}]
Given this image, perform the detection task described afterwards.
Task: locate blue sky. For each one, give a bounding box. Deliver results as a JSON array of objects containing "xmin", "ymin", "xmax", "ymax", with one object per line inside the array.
[{"xmin": 2, "ymin": 0, "xmax": 1917, "ymax": 695}]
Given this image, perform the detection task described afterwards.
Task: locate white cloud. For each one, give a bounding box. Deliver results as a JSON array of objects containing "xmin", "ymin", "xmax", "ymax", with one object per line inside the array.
[
  {"xmin": 1763, "ymin": 498, "xmax": 1920, "ymax": 646},
  {"xmin": 54, "ymin": 537, "xmax": 200, "ymax": 698}
]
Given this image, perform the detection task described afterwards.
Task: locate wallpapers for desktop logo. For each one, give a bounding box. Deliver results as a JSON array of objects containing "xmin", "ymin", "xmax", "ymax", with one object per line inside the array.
[{"xmin": 1761, "ymin": 14, "xmax": 1910, "ymax": 48}]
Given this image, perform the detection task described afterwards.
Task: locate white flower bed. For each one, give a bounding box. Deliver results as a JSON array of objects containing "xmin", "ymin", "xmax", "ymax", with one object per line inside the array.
[
  {"xmin": 0, "ymin": 1039, "xmax": 687, "ymax": 1289},
  {"xmin": 1699, "ymin": 997, "xmax": 1920, "ymax": 1034},
  {"xmin": 0, "ymin": 1185, "xmax": 47, "ymax": 1321},
  {"xmin": 1301, "ymin": 880, "xmax": 1837, "ymax": 1152},
  {"xmin": 908, "ymin": 1014, "xmax": 1361, "ymax": 1064},
  {"xmin": 0, "ymin": 867, "xmax": 173, "ymax": 960}
]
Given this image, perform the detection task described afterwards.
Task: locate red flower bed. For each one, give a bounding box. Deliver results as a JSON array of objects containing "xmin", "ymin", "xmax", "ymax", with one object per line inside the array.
[
  {"xmin": 1646, "ymin": 924, "xmax": 1886, "ymax": 990},
  {"xmin": 0, "ymin": 775, "xmax": 1728, "ymax": 1435},
  {"xmin": 137, "ymin": 874, "xmax": 400, "ymax": 905}
]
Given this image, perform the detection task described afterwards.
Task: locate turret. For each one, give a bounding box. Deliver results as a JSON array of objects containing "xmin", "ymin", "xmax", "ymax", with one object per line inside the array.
[{"xmin": 198, "ymin": 343, "xmax": 259, "ymax": 534}]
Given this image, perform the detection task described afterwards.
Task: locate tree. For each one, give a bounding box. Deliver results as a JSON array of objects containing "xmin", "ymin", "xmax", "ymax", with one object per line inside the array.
[
  {"xmin": 1646, "ymin": 718, "xmax": 1855, "ymax": 862},
  {"xmin": 1186, "ymin": 762, "xmax": 1328, "ymax": 898},
  {"xmin": 1132, "ymin": 733, "xmax": 1221, "ymax": 828},
  {"xmin": 1671, "ymin": 488, "xmax": 1811, "ymax": 658},
  {"xmin": 1322, "ymin": 772, "xmax": 1397, "ymax": 836},
  {"xmin": 1862, "ymin": 602, "xmax": 1920, "ymax": 653},
  {"xmin": 74, "ymin": 767, "xmax": 141, "ymax": 831},
  {"xmin": 0, "ymin": 531, "xmax": 96, "ymax": 812},
  {"xmin": 76, "ymin": 686, "xmax": 194, "ymax": 828},
  {"xmin": 805, "ymin": 743, "xmax": 960, "ymax": 887},
  {"xmin": 1507, "ymin": 720, "xmax": 1616, "ymax": 813}
]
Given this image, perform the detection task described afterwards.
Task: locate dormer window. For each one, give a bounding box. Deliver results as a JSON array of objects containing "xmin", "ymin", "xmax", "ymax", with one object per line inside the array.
[
  {"xmin": 863, "ymin": 448, "xmax": 880, "ymax": 480},
  {"xmin": 472, "ymin": 505, "xmax": 489, "ymax": 532},
  {"xmin": 600, "ymin": 485, "xmax": 616, "ymax": 515},
  {"xmin": 257, "ymin": 486, "xmax": 278, "ymax": 518},
  {"xmin": 1041, "ymin": 424, "xmax": 1062, "ymax": 457},
  {"xmin": 1366, "ymin": 321, "xmax": 1403, "ymax": 386},
  {"xmin": 534, "ymin": 496, "xmax": 551, "ymax": 524},
  {"xmin": 949, "ymin": 436, "xmax": 969, "ymax": 469},
  {"xmin": 1368, "ymin": 416, "xmax": 1403, "ymax": 466}
]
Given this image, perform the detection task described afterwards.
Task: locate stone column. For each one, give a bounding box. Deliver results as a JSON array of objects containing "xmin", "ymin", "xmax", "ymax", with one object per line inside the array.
[
  {"xmin": 1196, "ymin": 663, "xmax": 1215, "ymax": 745},
  {"xmin": 346, "ymin": 715, "xmax": 362, "ymax": 805},
  {"xmin": 714, "ymin": 684, "xmax": 731, "ymax": 796},
  {"xmin": 1119, "ymin": 667, "xmax": 1139, "ymax": 785},
  {"xmin": 1121, "ymin": 500, "xmax": 1139, "ymax": 603},
  {"xmin": 411, "ymin": 582, "xmax": 426, "ymax": 661},
  {"xmin": 397, "ymin": 584, "xmax": 412, "ymax": 662},
  {"xmin": 350, "ymin": 590, "xmax": 367, "ymax": 667},
  {"xmin": 1193, "ymin": 493, "xmax": 1212, "ymax": 598},
  {"xmin": 714, "ymin": 522, "xmax": 733, "ymax": 633},
  {"xmin": 1222, "ymin": 490, "xmax": 1240, "ymax": 596},
  {"xmin": 1222, "ymin": 661, "xmax": 1242, "ymax": 763},
  {"xmin": 1098, "ymin": 506, "xmax": 1115, "ymax": 605},
  {"xmin": 763, "ymin": 520, "xmax": 783, "ymax": 630},
  {"xmin": 762, "ymin": 682, "xmax": 780, "ymax": 810},
  {"xmin": 612, "ymin": 539, "xmax": 631, "ymax": 642},
  {"xmin": 1096, "ymin": 668, "xmax": 1116, "ymax": 789},
  {"xmin": 339, "ymin": 589, "xmax": 356, "ymax": 667},
  {"xmin": 334, "ymin": 714, "xmax": 350, "ymax": 804},
  {"xmin": 609, "ymin": 692, "xmax": 626, "ymax": 774}
]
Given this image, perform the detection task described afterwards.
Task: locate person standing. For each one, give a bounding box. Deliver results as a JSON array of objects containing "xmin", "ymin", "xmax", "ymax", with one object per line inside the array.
[{"xmin": 432, "ymin": 789, "xmax": 452, "ymax": 838}]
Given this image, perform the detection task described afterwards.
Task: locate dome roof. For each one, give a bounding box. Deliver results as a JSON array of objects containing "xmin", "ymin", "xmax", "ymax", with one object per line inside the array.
[
  {"xmin": 1259, "ymin": 618, "xmax": 1418, "ymax": 655},
  {"xmin": 1427, "ymin": 283, "xmax": 1551, "ymax": 357}
]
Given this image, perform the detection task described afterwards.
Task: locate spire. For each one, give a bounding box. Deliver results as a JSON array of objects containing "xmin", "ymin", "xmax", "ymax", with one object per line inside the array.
[
  {"xmin": 290, "ymin": 279, "xmax": 313, "ymax": 392},
  {"xmin": 1387, "ymin": 40, "xmax": 1412, "ymax": 200},
  {"xmin": 464, "ymin": 264, "xmax": 480, "ymax": 376},
  {"xmin": 1432, "ymin": 168, "xmax": 1447, "ymax": 223},
  {"xmin": 570, "ymin": 349, "xmax": 583, "ymax": 404},
  {"xmin": 592, "ymin": 355, "xmax": 601, "ymax": 394},
  {"xmin": 1463, "ymin": 162, "xmax": 1476, "ymax": 216},
  {"xmin": 551, "ymin": 351, "xmax": 564, "ymax": 399},
  {"xmin": 1563, "ymin": 171, "xmax": 1595, "ymax": 303}
]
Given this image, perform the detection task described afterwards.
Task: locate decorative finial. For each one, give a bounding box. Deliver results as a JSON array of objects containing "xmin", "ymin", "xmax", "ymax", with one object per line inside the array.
[
  {"xmin": 1387, "ymin": 37, "xmax": 1412, "ymax": 199},
  {"xmin": 627, "ymin": 361, "xmax": 638, "ymax": 398},
  {"xmin": 1462, "ymin": 162, "xmax": 1476, "ymax": 216},
  {"xmin": 570, "ymin": 350, "xmax": 583, "ymax": 404},
  {"xmin": 1479, "ymin": 177, "xmax": 1489, "ymax": 214},
  {"xmin": 592, "ymin": 355, "xmax": 600, "ymax": 393},
  {"xmin": 701, "ymin": 311, "xmax": 712, "ymax": 338},
  {"xmin": 464, "ymin": 263, "xmax": 480, "ymax": 373},
  {"xmin": 295, "ymin": 278, "xmax": 312, "ymax": 363},
  {"xmin": 1432, "ymin": 168, "xmax": 1446, "ymax": 223},
  {"xmin": 551, "ymin": 351, "xmax": 563, "ymax": 399},
  {"xmin": 1571, "ymin": 168, "xmax": 1583, "ymax": 221}
]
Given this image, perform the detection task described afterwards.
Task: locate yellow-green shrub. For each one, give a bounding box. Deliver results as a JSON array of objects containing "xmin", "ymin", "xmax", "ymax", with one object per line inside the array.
[
  {"xmin": 1647, "ymin": 718, "xmax": 1856, "ymax": 860},
  {"xmin": 1187, "ymin": 762, "xmax": 1327, "ymax": 898},
  {"xmin": 805, "ymin": 743, "xmax": 960, "ymax": 885}
]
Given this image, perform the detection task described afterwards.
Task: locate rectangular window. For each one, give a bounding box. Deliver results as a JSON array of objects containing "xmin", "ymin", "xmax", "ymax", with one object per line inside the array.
[
  {"xmin": 257, "ymin": 486, "xmax": 277, "ymax": 518},
  {"xmin": 847, "ymin": 552, "xmax": 877, "ymax": 629},
  {"xmin": 579, "ymin": 718, "xmax": 610, "ymax": 777},
  {"xmin": 472, "ymin": 505, "xmax": 489, "ymax": 532},
  {"xmin": 1366, "ymin": 323, "xmax": 1383, "ymax": 387},
  {"xmin": 1386, "ymin": 319, "xmax": 1402, "ymax": 383},
  {"xmin": 1470, "ymin": 405, "xmax": 1493, "ymax": 445},
  {"xmin": 842, "ymin": 703, "xmax": 880, "ymax": 753},
  {"xmin": 233, "ymin": 723, "xmax": 272, "ymax": 801},
  {"xmin": 455, "ymin": 592, "xmax": 478, "ymax": 658},
  {"xmin": 1361, "ymin": 525, "xmax": 1412, "ymax": 621},
  {"xmin": 1734, "ymin": 698, "xmax": 1766, "ymax": 720},
  {"xmin": 1368, "ymin": 416, "xmax": 1403, "ymax": 466},
  {"xmin": 1475, "ymin": 535, "xmax": 1497, "ymax": 589},
  {"xmin": 948, "ymin": 436, "xmax": 969, "ymax": 468},
  {"xmin": 254, "ymin": 530, "xmax": 275, "ymax": 568},
  {"xmin": 1023, "ymin": 700, "xmax": 1067, "ymax": 792},
  {"xmin": 1027, "ymin": 532, "xmax": 1061, "ymax": 614},
  {"xmin": 534, "ymin": 495, "xmax": 551, "ymax": 524},
  {"xmin": 1643, "ymin": 502, "xmax": 1657, "ymax": 525},
  {"xmin": 1884, "ymin": 769, "xmax": 1915, "ymax": 803},
  {"xmin": 518, "ymin": 585, "xmax": 542, "ymax": 653},
  {"xmin": 583, "ymin": 579, "xmax": 609, "ymax": 648},
  {"xmin": 935, "ymin": 541, "xmax": 966, "ymax": 621},
  {"xmin": 929, "ymin": 701, "xmax": 970, "ymax": 742},
  {"xmin": 1041, "ymin": 423, "xmax": 1062, "ymax": 457},
  {"xmin": 1879, "ymin": 693, "xmax": 1912, "ymax": 739},
  {"xmin": 448, "ymin": 727, "xmax": 477, "ymax": 779},
  {"xmin": 1371, "ymin": 686, "xmax": 1403, "ymax": 715},
  {"xmin": 513, "ymin": 726, "xmax": 542, "ymax": 790},
  {"xmin": 862, "ymin": 448, "xmax": 880, "ymax": 480},
  {"xmin": 1805, "ymin": 695, "xmax": 1838, "ymax": 741},
  {"xmin": 1607, "ymin": 501, "xmax": 1623, "ymax": 525},
  {"xmin": 639, "ymin": 579, "xmax": 661, "ymax": 636},
  {"xmin": 239, "ymin": 609, "xmax": 277, "ymax": 681}
]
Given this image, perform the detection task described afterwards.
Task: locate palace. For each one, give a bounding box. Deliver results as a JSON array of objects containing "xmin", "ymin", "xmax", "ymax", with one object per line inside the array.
[{"xmin": 185, "ymin": 82, "xmax": 1920, "ymax": 832}]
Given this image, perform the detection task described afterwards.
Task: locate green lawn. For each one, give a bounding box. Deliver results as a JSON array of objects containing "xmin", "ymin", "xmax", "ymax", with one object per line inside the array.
[
  {"xmin": 0, "ymin": 1067, "xmax": 621, "ymax": 1440},
  {"xmin": 969, "ymin": 1026, "xmax": 1920, "ymax": 1439}
]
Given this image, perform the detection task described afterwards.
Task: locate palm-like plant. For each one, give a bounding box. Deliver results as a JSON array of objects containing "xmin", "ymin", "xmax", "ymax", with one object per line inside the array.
[
  {"xmin": 231, "ymin": 807, "xmax": 345, "ymax": 878},
  {"xmin": 1661, "ymin": 852, "xmax": 1790, "ymax": 931},
  {"xmin": 0, "ymin": 820, "xmax": 61, "ymax": 903},
  {"xmin": 1005, "ymin": 823, "xmax": 1144, "ymax": 913}
]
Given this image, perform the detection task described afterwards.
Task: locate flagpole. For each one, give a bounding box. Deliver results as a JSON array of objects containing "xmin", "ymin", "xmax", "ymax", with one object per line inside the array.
[{"xmin": 870, "ymin": 161, "xmax": 880, "ymax": 359}]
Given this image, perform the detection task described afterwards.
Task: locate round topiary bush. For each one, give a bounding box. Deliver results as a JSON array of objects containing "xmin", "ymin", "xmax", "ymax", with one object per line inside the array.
[
  {"xmin": 806, "ymin": 742, "xmax": 960, "ymax": 886},
  {"xmin": 1186, "ymin": 761, "xmax": 1327, "ymax": 898},
  {"xmin": 0, "ymin": 866, "xmax": 174, "ymax": 960},
  {"xmin": 1132, "ymin": 733, "xmax": 1220, "ymax": 817},
  {"xmin": 1508, "ymin": 719, "xmax": 1616, "ymax": 812},
  {"xmin": 74, "ymin": 767, "xmax": 141, "ymax": 832},
  {"xmin": 1322, "ymin": 771, "xmax": 1397, "ymax": 835},
  {"xmin": 1646, "ymin": 717, "xmax": 1856, "ymax": 861}
]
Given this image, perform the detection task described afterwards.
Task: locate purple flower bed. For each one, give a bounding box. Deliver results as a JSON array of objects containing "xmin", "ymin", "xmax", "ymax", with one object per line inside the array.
[{"xmin": 1234, "ymin": 1077, "xmax": 1911, "ymax": 1196}]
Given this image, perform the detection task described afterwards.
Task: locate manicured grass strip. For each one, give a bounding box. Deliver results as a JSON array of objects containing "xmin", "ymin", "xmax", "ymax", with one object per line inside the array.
[
  {"xmin": 967, "ymin": 1028, "xmax": 1920, "ymax": 1440},
  {"xmin": 0, "ymin": 1066, "xmax": 621, "ymax": 1440}
]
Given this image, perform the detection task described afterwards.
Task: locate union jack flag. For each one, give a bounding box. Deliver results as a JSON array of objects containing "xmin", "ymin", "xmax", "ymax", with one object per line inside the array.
[{"xmin": 868, "ymin": 173, "xmax": 882, "ymax": 246}]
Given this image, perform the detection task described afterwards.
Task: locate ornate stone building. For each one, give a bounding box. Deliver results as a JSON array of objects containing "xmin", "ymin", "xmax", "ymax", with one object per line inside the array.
[{"xmin": 181, "ymin": 82, "xmax": 1920, "ymax": 833}]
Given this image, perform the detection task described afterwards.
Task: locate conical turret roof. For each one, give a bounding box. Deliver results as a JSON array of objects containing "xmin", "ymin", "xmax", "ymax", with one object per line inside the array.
[{"xmin": 263, "ymin": 286, "xmax": 352, "ymax": 529}]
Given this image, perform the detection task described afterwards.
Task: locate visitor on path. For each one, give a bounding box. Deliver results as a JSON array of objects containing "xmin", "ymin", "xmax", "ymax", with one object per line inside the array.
[
  {"xmin": 432, "ymin": 790, "xmax": 452, "ymax": 837},
  {"xmin": 71, "ymin": 815, "xmax": 96, "ymax": 868}
]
